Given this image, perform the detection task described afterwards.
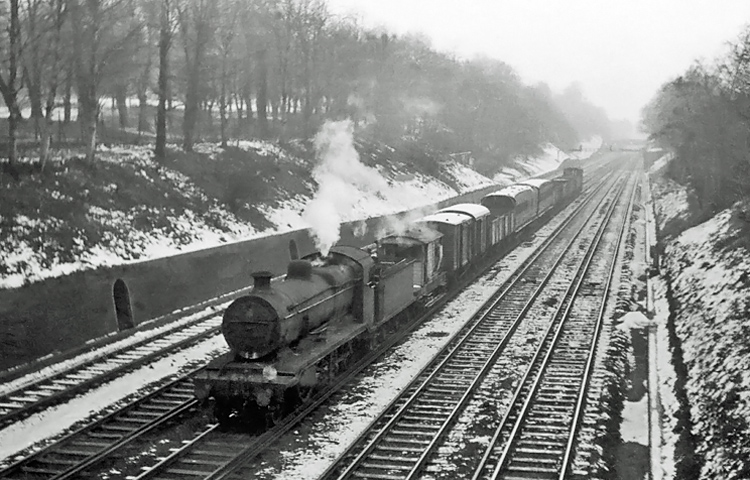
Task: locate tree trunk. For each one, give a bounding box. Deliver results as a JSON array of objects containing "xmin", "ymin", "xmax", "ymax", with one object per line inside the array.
[
  {"xmin": 26, "ymin": 68, "xmax": 44, "ymax": 139},
  {"xmin": 220, "ymin": 94, "xmax": 228, "ymax": 147},
  {"xmin": 137, "ymin": 28, "xmax": 152, "ymax": 136},
  {"xmin": 181, "ymin": 4, "xmax": 210, "ymax": 153},
  {"xmin": 138, "ymin": 92, "xmax": 149, "ymax": 133},
  {"xmin": 241, "ymin": 80, "xmax": 253, "ymax": 134},
  {"xmin": 39, "ymin": 117, "xmax": 52, "ymax": 169},
  {"xmin": 219, "ymin": 54, "xmax": 229, "ymax": 147},
  {"xmin": 155, "ymin": 0, "xmax": 171, "ymax": 162},
  {"xmin": 115, "ymin": 84, "xmax": 129, "ymax": 128},
  {"xmin": 64, "ymin": 72, "xmax": 72, "ymax": 123},
  {"xmin": 7, "ymin": 108, "xmax": 19, "ymax": 174},
  {"xmin": 205, "ymin": 99, "xmax": 214, "ymax": 132},
  {"xmin": 255, "ymin": 47, "xmax": 269, "ymax": 137},
  {"xmin": 270, "ymin": 101, "xmax": 279, "ymax": 130},
  {"xmin": 0, "ymin": 0, "xmax": 21, "ymax": 177},
  {"xmin": 233, "ymin": 93, "xmax": 244, "ymax": 137},
  {"xmin": 183, "ymin": 62, "xmax": 201, "ymax": 151},
  {"xmin": 79, "ymin": 91, "xmax": 99, "ymax": 161},
  {"xmin": 86, "ymin": 116, "xmax": 98, "ymax": 162}
]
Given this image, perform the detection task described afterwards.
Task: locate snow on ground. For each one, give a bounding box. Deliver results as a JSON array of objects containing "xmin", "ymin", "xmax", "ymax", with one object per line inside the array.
[
  {"xmin": 649, "ymin": 153, "xmax": 750, "ymax": 478},
  {"xmin": 654, "ymin": 193, "xmax": 750, "ymax": 479},
  {"xmin": 649, "ymin": 153, "xmax": 673, "ymax": 174},
  {"xmin": 494, "ymin": 143, "xmax": 568, "ymax": 184},
  {"xmin": 648, "ymin": 153, "xmax": 691, "ymax": 229},
  {"xmin": 250, "ymin": 196, "xmax": 586, "ymax": 480},
  {"xmin": 442, "ymin": 162, "xmax": 497, "ymax": 192},
  {"xmin": 652, "ymin": 278, "xmax": 677, "ymax": 480},
  {"xmin": 0, "ymin": 335, "xmax": 228, "ymax": 464},
  {"xmin": 621, "ymin": 395, "xmax": 649, "ymax": 444},
  {"xmin": 1, "ymin": 208, "xmax": 258, "ymax": 290},
  {"xmin": 663, "ymin": 207, "xmax": 750, "ymax": 479},
  {"xmin": 1, "ymin": 140, "xmax": 493, "ymax": 289},
  {"xmin": 493, "ymin": 136, "xmax": 602, "ymax": 184},
  {"xmin": 1, "ymin": 133, "xmax": 578, "ymax": 289},
  {"xmin": 644, "ymin": 169, "xmax": 678, "ymax": 480}
]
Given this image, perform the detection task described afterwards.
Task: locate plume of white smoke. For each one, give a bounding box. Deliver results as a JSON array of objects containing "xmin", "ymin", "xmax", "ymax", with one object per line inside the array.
[
  {"xmin": 374, "ymin": 206, "xmax": 436, "ymax": 240},
  {"xmin": 347, "ymin": 94, "xmax": 366, "ymax": 110},
  {"xmin": 352, "ymin": 220, "xmax": 368, "ymax": 238},
  {"xmin": 347, "ymin": 93, "xmax": 377, "ymax": 126},
  {"xmin": 401, "ymin": 97, "xmax": 442, "ymax": 118},
  {"xmin": 303, "ymin": 120, "xmax": 388, "ymax": 255}
]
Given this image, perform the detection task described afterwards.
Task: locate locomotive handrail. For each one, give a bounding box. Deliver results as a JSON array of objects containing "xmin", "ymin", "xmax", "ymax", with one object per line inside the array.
[
  {"xmin": 378, "ymin": 258, "xmax": 414, "ymax": 275},
  {"xmin": 284, "ymin": 282, "xmax": 358, "ymax": 319}
]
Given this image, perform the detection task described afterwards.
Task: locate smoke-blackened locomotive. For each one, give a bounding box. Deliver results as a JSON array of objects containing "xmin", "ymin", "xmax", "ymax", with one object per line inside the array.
[
  {"xmin": 195, "ymin": 245, "xmax": 436, "ymax": 425},
  {"xmin": 194, "ymin": 166, "xmax": 584, "ymax": 426}
]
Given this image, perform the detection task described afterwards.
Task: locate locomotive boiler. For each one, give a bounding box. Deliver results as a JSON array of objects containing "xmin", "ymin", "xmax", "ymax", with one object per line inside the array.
[{"xmin": 223, "ymin": 255, "xmax": 366, "ymax": 360}]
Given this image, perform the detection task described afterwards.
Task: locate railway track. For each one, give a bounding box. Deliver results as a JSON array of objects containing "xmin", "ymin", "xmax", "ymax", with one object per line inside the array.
[
  {"xmin": 0, "ymin": 309, "xmax": 225, "ymax": 430},
  {"xmin": 471, "ymin": 166, "xmax": 638, "ymax": 480},
  {"xmin": 0, "ymin": 372, "xmax": 208, "ymax": 479},
  {"xmin": 0, "ymin": 166, "xmax": 619, "ymax": 480},
  {"xmin": 314, "ymin": 166, "xmax": 636, "ymax": 480}
]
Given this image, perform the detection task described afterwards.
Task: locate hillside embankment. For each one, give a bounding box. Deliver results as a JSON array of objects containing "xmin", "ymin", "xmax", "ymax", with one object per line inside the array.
[{"xmin": 649, "ymin": 155, "xmax": 750, "ymax": 479}]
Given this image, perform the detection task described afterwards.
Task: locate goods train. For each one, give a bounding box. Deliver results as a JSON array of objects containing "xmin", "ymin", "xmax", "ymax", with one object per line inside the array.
[{"xmin": 194, "ymin": 166, "xmax": 584, "ymax": 427}]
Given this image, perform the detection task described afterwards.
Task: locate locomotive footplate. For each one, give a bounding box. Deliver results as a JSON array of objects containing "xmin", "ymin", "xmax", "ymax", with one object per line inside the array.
[{"xmin": 194, "ymin": 317, "xmax": 369, "ymax": 404}]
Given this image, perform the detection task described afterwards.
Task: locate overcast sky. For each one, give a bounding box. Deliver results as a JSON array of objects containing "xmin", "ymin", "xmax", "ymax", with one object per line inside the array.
[{"xmin": 326, "ymin": 0, "xmax": 750, "ymax": 124}]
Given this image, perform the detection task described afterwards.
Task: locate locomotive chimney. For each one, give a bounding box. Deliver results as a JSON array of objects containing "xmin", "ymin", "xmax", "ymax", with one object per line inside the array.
[{"xmin": 252, "ymin": 271, "xmax": 273, "ymax": 289}]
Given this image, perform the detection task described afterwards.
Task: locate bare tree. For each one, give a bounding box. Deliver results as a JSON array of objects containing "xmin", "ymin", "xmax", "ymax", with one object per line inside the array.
[
  {"xmin": 155, "ymin": 0, "xmax": 176, "ymax": 161},
  {"xmin": 69, "ymin": 0, "xmax": 141, "ymax": 162},
  {"xmin": 271, "ymin": 0, "xmax": 295, "ymax": 124},
  {"xmin": 293, "ymin": 0, "xmax": 326, "ymax": 136},
  {"xmin": 216, "ymin": 0, "xmax": 240, "ymax": 147},
  {"xmin": 0, "ymin": 0, "xmax": 22, "ymax": 177},
  {"xmin": 134, "ymin": 8, "xmax": 154, "ymax": 136},
  {"xmin": 177, "ymin": 0, "xmax": 215, "ymax": 152},
  {"xmin": 22, "ymin": 0, "xmax": 69, "ymax": 168},
  {"xmin": 255, "ymin": 46, "xmax": 269, "ymax": 137}
]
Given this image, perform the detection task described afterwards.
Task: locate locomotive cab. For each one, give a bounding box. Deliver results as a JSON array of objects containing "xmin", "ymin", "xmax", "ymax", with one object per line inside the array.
[{"xmin": 378, "ymin": 226, "xmax": 444, "ymax": 294}]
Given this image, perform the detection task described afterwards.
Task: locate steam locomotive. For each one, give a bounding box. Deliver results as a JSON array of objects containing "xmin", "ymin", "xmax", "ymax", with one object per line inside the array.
[{"xmin": 194, "ymin": 166, "xmax": 584, "ymax": 426}]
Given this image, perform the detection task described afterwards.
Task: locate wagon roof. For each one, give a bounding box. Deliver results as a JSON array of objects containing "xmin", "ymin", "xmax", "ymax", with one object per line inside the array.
[
  {"xmin": 484, "ymin": 184, "xmax": 535, "ymax": 199},
  {"xmin": 380, "ymin": 226, "xmax": 443, "ymax": 245},
  {"xmin": 417, "ymin": 211, "xmax": 471, "ymax": 226},
  {"xmin": 438, "ymin": 203, "xmax": 490, "ymax": 219}
]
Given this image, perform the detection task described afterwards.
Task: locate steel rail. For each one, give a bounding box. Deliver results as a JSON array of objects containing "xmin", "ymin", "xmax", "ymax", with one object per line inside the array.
[
  {"xmin": 0, "ymin": 313, "xmax": 222, "ymax": 429},
  {"xmin": 470, "ymin": 167, "xmax": 637, "ymax": 480},
  {"xmin": 556, "ymin": 164, "xmax": 639, "ymax": 479},
  {"xmin": 0, "ymin": 369, "xmax": 210, "ymax": 480}
]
